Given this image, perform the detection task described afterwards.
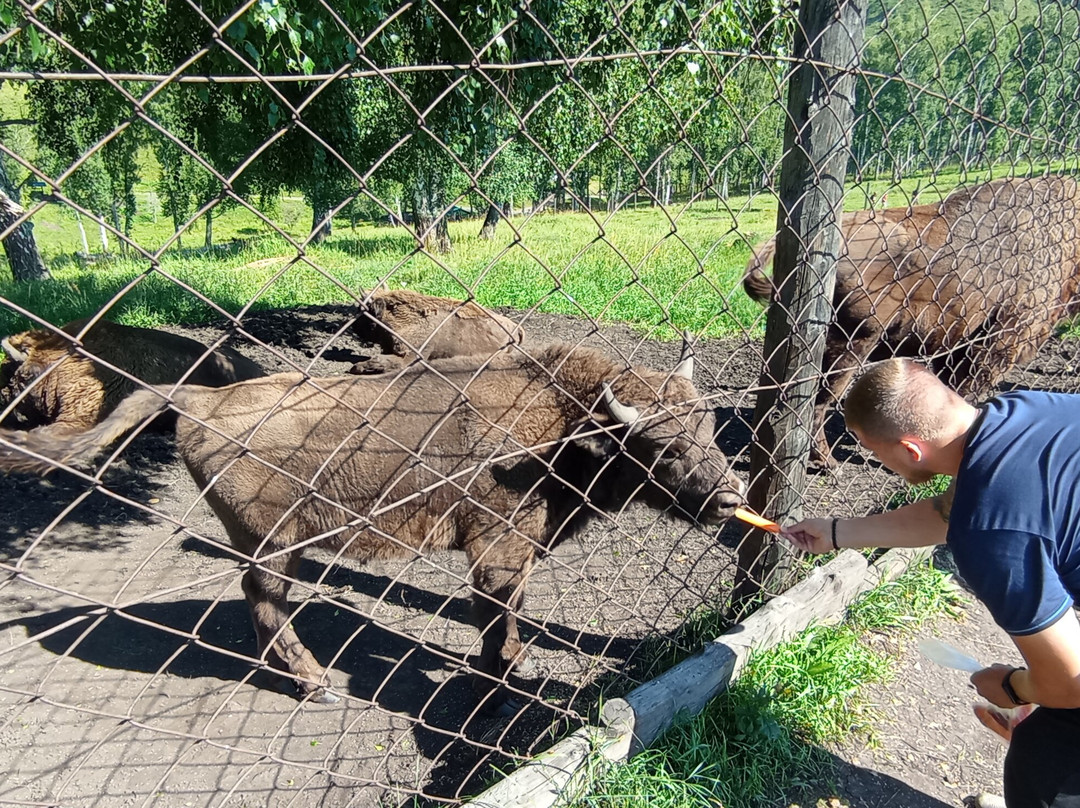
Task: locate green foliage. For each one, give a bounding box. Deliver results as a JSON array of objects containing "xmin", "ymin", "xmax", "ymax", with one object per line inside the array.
[
  {"xmin": 887, "ymin": 474, "xmax": 952, "ymax": 510},
  {"xmin": 855, "ymin": 0, "xmax": 1080, "ymax": 179}
]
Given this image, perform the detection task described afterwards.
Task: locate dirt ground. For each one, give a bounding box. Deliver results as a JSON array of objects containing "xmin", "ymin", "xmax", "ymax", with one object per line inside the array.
[{"xmin": 0, "ymin": 305, "xmax": 1073, "ymax": 807}]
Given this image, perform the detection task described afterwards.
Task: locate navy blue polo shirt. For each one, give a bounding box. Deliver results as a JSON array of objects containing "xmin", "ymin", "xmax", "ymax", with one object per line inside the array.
[{"xmin": 947, "ymin": 391, "xmax": 1080, "ymax": 636}]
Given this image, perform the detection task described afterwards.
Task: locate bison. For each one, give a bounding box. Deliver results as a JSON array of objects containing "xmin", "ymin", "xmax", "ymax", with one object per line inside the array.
[
  {"xmin": 0, "ymin": 318, "xmax": 267, "ymax": 433},
  {"xmin": 0, "ymin": 342, "xmax": 745, "ymax": 709},
  {"xmin": 349, "ymin": 288, "xmax": 524, "ymax": 374},
  {"xmin": 744, "ymin": 175, "xmax": 1080, "ymax": 468}
]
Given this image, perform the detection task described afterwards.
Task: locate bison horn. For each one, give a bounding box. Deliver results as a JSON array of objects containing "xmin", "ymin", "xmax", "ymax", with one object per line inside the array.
[
  {"xmin": 673, "ymin": 332, "xmax": 694, "ymax": 380},
  {"xmin": 2, "ymin": 337, "xmax": 27, "ymax": 364},
  {"xmin": 601, "ymin": 382, "xmax": 641, "ymax": 425}
]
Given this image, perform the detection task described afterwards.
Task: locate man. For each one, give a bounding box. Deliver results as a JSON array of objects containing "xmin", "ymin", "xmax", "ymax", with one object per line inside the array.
[{"xmin": 783, "ymin": 358, "xmax": 1080, "ymax": 808}]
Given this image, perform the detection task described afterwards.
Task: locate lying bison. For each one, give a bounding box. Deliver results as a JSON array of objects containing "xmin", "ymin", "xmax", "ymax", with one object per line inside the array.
[
  {"xmin": 0, "ymin": 342, "xmax": 745, "ymax": 708},
  {"xmin": 349, "ymin": 288, "xmax": 524, "ymax": 374},
  {"xmin": 744, "ymin": 175, "xmax": 1080, "ymax": 467},
  {"xmin": 0, "ymin": 318, "xmax": 266, "ymax": 432}
]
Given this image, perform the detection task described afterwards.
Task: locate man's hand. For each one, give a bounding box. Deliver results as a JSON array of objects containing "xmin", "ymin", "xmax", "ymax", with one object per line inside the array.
[
  {"xmin": 781, "ymin": 518, "xmax": 835, "ymax": 555},
  {"xmin": 972, "ymin": 664, "xmax": 1023, "ymax": 709}
]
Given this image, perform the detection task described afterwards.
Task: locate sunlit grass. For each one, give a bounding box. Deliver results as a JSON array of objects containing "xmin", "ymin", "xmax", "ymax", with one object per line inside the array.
[{"xmin": 1, "ymin": 198, "xmax": 776, "ymax": 338}]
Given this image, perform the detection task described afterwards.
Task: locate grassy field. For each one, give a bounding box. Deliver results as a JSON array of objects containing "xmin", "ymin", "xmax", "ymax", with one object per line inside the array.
[
  {"xmin": 0, "ymin": 162, "xmax": 1026, "ymax": 339},
  {"xmin": 5, "ymin": 149, "xmax": 1076, "ymax": 341}
]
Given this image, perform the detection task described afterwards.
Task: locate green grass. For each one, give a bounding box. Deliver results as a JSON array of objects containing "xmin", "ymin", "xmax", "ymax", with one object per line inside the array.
[
  {"xmin": 8, "ymin": 159, "xmax": 1076, "ymax": 340},
  {"xmin": 887, "ymin": 473, "xmax": 953, "ymax": 510},
  {"xmin": 568, "ymin": 561, "xmax": 965, "ymax": 808},
  {"xmin": 3, "ymin": 195, "xmax": 779, "ymax": 339}
]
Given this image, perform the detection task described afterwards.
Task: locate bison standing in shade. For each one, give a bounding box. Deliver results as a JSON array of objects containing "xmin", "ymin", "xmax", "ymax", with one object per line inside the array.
[
  {"xmin": 0, "ymin": 318, "xmax": 267, "ymax": 432},
  {"xmin": 349, "ymin": 288, "xmax": 523, "ymax": 374},
  {"xmin": 744, "ymin": 175, "xmax": 1080, "ymax": 468},
  {"xmin": 0, "ymin": 342, "xmax": 745, "ymax": 709}
]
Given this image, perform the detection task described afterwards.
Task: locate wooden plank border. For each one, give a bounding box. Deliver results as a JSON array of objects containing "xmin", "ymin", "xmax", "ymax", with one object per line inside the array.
[{"xmin": 467, "ymin": 546, "xmax": 933, "ymax": 808}]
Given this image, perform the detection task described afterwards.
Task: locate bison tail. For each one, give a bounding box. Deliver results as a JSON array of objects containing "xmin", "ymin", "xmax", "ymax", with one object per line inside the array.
[
  {"xmin": 0, "ymin": 386, "xmax": 183, "ymax": 475},
  {"xmin": 743, "ymin": 235, "xmax": 778, "ymax": 304}
]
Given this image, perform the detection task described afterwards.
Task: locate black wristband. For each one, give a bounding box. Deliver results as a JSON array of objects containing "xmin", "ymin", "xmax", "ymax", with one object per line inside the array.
[
  {"xmin": 831, "ymin": 518, "xmax": 839, "ymax": 551},
  {"xmin": 1002, "ymin": 667, "xmax": 1030, "ymax": 706}
]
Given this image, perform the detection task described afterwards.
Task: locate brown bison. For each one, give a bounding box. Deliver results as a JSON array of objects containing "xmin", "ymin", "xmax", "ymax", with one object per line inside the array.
[
  {"xmin": 0, "ymin": 318, "xmax": 267, "ymax": 432},
  {"xmin": 349, "ymin": 288, "xmax": 524, "ymax": 374},
  {"xmin": 744, "ymin": 175, "xmax": 1080, "ymax": 468},
  {"xmin": 0, "ymin": 343, "xmax": 745, "ymax": 709}
]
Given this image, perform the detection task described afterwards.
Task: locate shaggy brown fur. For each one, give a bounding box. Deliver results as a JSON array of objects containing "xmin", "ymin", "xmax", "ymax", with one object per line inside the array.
[
  {"xmin": 744, "ymin": 175, "xmax": 1080, "ymax": 467},
  {"xmin": 0, "ymin": 319, "xmax": 266, "ymax": 432},
  {"xmin": 0, "ymin": 344, "xmax": 745, "ymax": 707},
  {"xmin": 349, "ymin": 288, "xmax": 524, "ymax": 374}
]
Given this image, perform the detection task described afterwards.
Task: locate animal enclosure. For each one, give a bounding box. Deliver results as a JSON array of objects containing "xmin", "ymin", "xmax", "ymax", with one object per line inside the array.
[{"xmin": 2, "ymin": 0, "xmax": 1080, "ymax": 805}]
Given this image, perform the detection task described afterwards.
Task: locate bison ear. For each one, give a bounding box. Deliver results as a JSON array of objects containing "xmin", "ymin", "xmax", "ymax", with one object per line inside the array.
[{"xmin": 565, "ymin": 415, "xmax": 623, "ymax": 461}]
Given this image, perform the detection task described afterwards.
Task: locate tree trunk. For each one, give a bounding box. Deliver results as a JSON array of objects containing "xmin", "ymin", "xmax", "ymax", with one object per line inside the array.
[
  {"xmin": 0, "ymin": 189, "xmax": 51, "ymax": 281},
  {"xmin": 479, "ymin": 202, "xmax": 501, "ymax": 239},
  {"xmin": 412, "ymin": 177, "xmax": 451, "ymax": 254},
  {"xmin": 311, "ymin": 201, "xmax": 332, "ymax": 244},
  {"xmin": 111, "ymin": 200, "xmax": 124, "ymax": 254},
  {"xmin": 99, "ymin": 220, "xmax": 109, "ymax": 252},
  {"xmin": 205, "ymin": 210, "xmax": 213, "ymax": 251},
  {"xmin": 76, "ymin": 211, "xmax": 90, "ymax": 254}
]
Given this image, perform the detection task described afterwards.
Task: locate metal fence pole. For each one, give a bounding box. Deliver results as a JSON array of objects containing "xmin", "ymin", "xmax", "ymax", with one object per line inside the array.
[{"xmin": 734, "ymin": 0, "xmax": 868, "ymax": 604}]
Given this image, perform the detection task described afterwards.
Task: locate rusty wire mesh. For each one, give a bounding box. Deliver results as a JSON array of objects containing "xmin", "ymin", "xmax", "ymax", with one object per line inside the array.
[{"xmin": 1, "ymin": 0, "xmax": 1079, "ymax": 804}]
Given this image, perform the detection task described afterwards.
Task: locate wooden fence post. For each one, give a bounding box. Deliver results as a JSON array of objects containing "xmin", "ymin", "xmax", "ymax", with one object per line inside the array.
[{"xmin": 733, "ymin": 0, "xmax": 868, "ymax": 605}]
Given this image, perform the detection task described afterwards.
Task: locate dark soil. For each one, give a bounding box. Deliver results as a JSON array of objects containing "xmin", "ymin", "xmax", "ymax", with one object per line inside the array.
[{"xmin": 0, "ymin": 305, "xmax": 1072, "ymax": 807}]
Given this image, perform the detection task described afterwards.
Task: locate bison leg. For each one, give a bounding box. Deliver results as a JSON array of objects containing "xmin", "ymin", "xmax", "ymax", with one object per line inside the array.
[
  {"xmin": 347, "ymin": 354, "xmax": 406, "ymax": 375},
  {"xmin": 240, "ymin": 548, "xmax": 338, "ymax": 703},
  {"xmin": 953, "ymin": 312, "xmax": 1053, "ymax": 402},
  {"xmin": 465, "ymin": 536, "xmax": 535, "ymax": 712},
  {"xmin": 809, "ymin": 335, "xmax": 876, "ymax": 470}
]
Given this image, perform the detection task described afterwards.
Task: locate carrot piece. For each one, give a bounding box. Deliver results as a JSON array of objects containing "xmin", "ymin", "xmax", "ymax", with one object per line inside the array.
[{"xmin": 734, "ymin": 507, "xmax": 782, "ymax": 533}]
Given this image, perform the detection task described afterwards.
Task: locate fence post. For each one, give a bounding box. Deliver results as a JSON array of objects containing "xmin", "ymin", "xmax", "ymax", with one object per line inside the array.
[{"xmin": 733, "ymin": 0, "xmax": 868, "ymax": 604}]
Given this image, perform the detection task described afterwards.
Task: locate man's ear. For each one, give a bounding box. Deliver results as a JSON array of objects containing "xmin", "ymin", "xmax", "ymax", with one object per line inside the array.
[{"xmin": 899, "ymin": 438, "xmax": 924, "ymax": 462}]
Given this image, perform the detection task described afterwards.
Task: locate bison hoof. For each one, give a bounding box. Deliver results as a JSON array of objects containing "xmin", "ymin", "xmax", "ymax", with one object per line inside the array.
[
  {"xmin": 478, "ymin": 690, "xmax": 524, "ymax": 718},
  {"xmin": 493, "ymin": 696, "xmax": 524, "ymax": 718},
  {"xmin": 291, "ymin": 679, "xmax": 340, "ymax": 704},
  {"xmin": 511, "ymin": 655, "xmax": 537, "ymax": 678}
]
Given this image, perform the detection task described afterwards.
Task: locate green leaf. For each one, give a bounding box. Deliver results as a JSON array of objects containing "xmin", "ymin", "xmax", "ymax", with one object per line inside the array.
[{"xmin": 243, "ymin": 40, "xmax": 261, "ymax": 67}]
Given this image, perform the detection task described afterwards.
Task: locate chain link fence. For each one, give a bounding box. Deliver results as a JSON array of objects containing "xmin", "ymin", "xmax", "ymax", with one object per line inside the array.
[{"xmin": 1, "ymin": 0, "xmax": 1079, "ymax": 804}]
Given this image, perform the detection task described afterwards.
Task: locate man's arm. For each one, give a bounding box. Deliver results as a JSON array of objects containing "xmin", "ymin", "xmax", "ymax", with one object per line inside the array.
[
  {"xmin": 784, "ymin": 494, "xmax": 952, "ymax": 555},
  {"xmin": 972, "ymin": 608, "xmax": 1080, "ymax": 709}
]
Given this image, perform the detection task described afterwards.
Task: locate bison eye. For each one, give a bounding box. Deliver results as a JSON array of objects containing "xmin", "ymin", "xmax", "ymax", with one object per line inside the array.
[{"xmin": 658, "ymin": 447, "xmax": 683, "ymax": 462}]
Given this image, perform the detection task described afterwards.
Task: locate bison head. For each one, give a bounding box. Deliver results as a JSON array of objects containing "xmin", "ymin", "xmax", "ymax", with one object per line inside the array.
[
  {"xmin": 352, "ymin": 293, "xmax": 399, "ymax": 355},
  {"xmin": 566, "ymin": 350, "xmax": 746, "ymax": 526}
]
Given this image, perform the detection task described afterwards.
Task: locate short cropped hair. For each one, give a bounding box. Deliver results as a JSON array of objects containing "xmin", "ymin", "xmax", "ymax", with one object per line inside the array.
[{"xmin": 843, "ymin": 359, "xmax": 962, "ymax": 441}]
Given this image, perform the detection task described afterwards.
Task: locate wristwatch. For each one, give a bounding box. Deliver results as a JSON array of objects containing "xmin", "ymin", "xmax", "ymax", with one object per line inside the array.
[{"xmin": 1001, "ymin": 667, "xmax": 1030, "ymax": 706}]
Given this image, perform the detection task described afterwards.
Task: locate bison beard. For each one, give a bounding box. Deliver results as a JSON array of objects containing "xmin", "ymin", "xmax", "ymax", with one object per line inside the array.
[
  {"xmin": 0, "ymin": 343, "xmax": 745, "ymax": 711},
  {"xmin": 744, "ymin": 175, "xmax": 1080, "ymax": 468}
]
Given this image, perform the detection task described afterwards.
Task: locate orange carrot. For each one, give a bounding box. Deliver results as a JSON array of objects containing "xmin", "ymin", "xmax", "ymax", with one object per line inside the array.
[{"xmin": 734, "ymin": 507, "xmax": 782, "ymax": 534}]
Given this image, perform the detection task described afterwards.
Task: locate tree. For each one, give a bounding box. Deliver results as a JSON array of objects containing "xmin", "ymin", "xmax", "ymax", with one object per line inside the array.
[{"xmin": 0, "ymin": 168, "xmax": 50, "ymax": 281}]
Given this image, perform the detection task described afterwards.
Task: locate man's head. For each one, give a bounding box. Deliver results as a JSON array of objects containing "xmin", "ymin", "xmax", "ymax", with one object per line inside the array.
[{"xmin": 843, "ymin": 359, "xmax": 977, "ymax": 483}]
